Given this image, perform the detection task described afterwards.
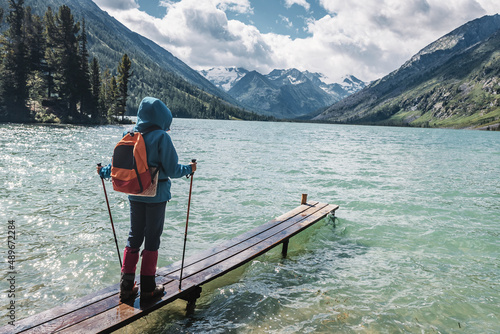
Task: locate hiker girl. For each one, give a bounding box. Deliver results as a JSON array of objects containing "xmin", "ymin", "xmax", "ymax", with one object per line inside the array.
[{"xmin": 98, "ymin": 97, "xmax": 196, "ymax": 300}]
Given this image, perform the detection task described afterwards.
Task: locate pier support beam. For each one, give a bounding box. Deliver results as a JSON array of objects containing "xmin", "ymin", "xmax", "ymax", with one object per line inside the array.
[
  {"xmin": 282, "ymin": 239, "xmax": 289, "ymax": 258},
  {"xmin": 281, "ymin": 194, "xmax": 308, "ymax": 258},
  {"xmin": 180, "ymin": 286, "xmax": 202, "ymax": 314}
]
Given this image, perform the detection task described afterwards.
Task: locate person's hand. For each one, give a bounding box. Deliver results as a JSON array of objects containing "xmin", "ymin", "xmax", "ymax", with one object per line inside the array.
[
  {"xmin": 96, "ymin": 165, "xmax": 102, "ymax": 175},
  {"xmin": 190, "ymin": 161, "xmax": 197, "ymax": 173}
]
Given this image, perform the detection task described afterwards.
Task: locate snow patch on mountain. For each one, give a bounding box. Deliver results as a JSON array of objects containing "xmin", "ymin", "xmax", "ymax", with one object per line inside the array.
[
  {"xmin": 199, "ymin": 66, "xmax": 368, "ymax": 119},
  {"xmin": 199, "ymin": 67, "xmax": 249, "ymax": 91}
]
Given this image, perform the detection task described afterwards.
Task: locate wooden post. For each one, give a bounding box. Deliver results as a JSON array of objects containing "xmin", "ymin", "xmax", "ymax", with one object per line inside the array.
[
  {"xmin": 282, "ymin": 239, "xmax": 289, "ymax": 258},
  {"xmin": 180, "ymin": 286, "xmax": 202, "ymax": 315},
  {"xmin": 301, "ymin": 194, "xmax": 308, "ymax": 205},
  {"xmin": 283, "ymin": 193, "xmax": 306, "ymax": 258}
]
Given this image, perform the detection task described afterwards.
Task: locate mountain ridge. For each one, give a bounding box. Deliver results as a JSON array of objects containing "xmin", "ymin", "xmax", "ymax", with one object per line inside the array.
[
  {"xmin": 200, "ymin": 67, "xmax": 367, "ymax": 118},
  {"xmin": 314, "ymin": 14, "xmax": 500, "ymax": 129}
]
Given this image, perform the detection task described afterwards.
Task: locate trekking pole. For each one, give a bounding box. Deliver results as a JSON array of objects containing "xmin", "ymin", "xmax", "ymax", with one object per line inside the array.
[
  {"xmin": 97, "ymin": 163, "xmax": 122, "ymax": 269},
  {"xmin": 179, "ymin": 159, "xmax": 196, "ymax": 291}
]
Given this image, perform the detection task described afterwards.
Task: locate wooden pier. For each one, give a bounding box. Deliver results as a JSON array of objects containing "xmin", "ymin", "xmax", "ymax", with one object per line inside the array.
[{"xmin": 3, "ymin": 196, "xmax": 338, "ymax": 333}]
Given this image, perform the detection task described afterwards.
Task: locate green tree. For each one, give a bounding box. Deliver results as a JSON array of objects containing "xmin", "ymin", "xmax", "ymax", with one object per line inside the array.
[
  {"xmin": 43, "ymin": 7, "xmax": 56, "ymax": 99},
  {"xmin": 90, "ymin": 57, "xmax": 101, "ymax": 121},
  {"xmin": 100, "ymin": 69, "xmax": 118, "ymax": 121},
  {"xmin": 44, "ymin": 5, "xmax": 81, "ymax": 120},
  {"xmin": 108, "ymin": 75, "xmax": 118, "ymax": 121},
  {"xmin": 117, "ymin": 53, "xmax": 132, "ymax": 120},
  {"xmin": 24, "ymin": 7, "xmax": 44, "ymax": 73},
  {"xmin": 0, "ymin": 8, "xmax": 6, "ymax": 116},
  {"xmin": 55, "ymin": 5, "xmax": 80, "ymax": 118},
  {"xmin": 2, "ymin": 0, "xmax": 30, "ymax": 121},
  {"xmin": 78, "ymin": 18, "xmax": 92, "ymax": 117},
  {"xmin": 24, "ymin": 7, "xmax": 45, "ymax": 108}
]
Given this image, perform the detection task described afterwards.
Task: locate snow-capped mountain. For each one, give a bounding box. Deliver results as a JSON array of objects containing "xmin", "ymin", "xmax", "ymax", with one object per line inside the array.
[
  {"xmin": 199, "ymin": 67, "xmax": 367, "ymax": 119},
  {"xmin": 198, "ymin": 67, "xmax": 249, "ymax": 92}
]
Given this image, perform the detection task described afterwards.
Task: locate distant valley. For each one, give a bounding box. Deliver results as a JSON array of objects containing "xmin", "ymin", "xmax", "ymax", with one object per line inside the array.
[
  {"xmin": 200, "ymin": 67, "xmax": 367, "ymax": 119},
  {"xmin": 2, "ymin": 0, "xmax": 499, "ymax": 128}
]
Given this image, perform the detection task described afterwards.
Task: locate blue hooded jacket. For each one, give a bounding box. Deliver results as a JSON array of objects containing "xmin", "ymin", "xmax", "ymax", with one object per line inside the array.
[{"xmin": 100, "ymin": 97, "xmax": 192, "ymax": 203}]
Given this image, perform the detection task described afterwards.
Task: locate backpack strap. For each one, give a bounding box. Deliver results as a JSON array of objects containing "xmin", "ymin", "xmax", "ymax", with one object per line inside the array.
[
  {"xmin": 140, "ymin": 125, "xmax": 163, "ymax": 184},
  {"xmin": 140, "ymin": 125, "xmax": 162, "ymax": 135}
]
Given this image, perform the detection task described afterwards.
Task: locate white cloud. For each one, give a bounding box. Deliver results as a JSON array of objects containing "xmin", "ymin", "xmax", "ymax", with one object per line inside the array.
[
  {"xmin": 309, "ymin": 0, "xmax": 498, "ymax": 81},
  {"xmin": 284, "ymin": 0, "xmax": 311, "ymax": 11},
  {"xmin": 215, "ymin": 0, "xmax": 253, "ymax": 14},
  {"xmin": 279, "ymin": 15, "xmax": 293, "ymax": 29},
  {"xmin": 93, "ymin": 0, "xmax": 500, "ymax": 83},
  {"xmin": 160, "ymin": 0, "xmax": 253, "ymax": 14},
  {"xmin": 94, "ymin": 0, "xmax": 274, "ymax": 71}
]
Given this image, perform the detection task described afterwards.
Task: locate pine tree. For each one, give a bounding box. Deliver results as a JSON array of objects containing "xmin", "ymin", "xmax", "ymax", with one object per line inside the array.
[
  {"xmin": 2, "ymin": 0, "xmax": 30, "ymax": 121},
  {"xmin": 24, "ymin": 7, "xmax": 44, "ymax": 73},
  {"xmin": 0, "ymin": 8, "xmax": 6, "ymax": 116},
  {"xmin": 90, "ymin": 57, "xmax": 101, "ymax": 121},
  {"xmin": 117, "ymin": 53, "xmax": 132, "ymax": 120},
  {"xmin": 108, "ymin": 75, "xmax": 118, "ymax": 121},
  {"xmin": 55, "ymin": 5, "xmax": 80, "ymax": 119},
  {"xmin": 43, "ymin": 7, "xmax": 56, "ymax": 100},
  {"xmin": 43, "ymin": 5, "xmax": 81, "ymax": 121},
  {"xmin": 100, "ymin": 69, "xmax": 118, "ymax": 122},
  {"xmin": 78, "ymin": 18, "xmax": 91, "ymax": 117},
  {"xmin": 24, "ymin": 7, "xmax": 45, "ymax": 108}
]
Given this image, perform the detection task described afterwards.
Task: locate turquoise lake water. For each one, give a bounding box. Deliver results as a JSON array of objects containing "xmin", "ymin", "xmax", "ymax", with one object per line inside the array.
[{"xmin": 0, "ymin": 120, "xmax": 499, "ymax": 333}]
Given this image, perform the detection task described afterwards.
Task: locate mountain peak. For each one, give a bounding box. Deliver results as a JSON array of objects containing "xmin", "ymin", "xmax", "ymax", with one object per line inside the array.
[
  {"xmin": 314, "ymin": 14, "xmax": 500, "ymax": 129},
  {"xmin": 198, "ymin": 66, "xmax": 249, "ymax": 91},
  {"xmin": 207, "ymin": 67, "xmax": 367, "ymax": 119},
  {"xmin": 403, "ymin": 14, "xmax": 500, "ymax": 69}
]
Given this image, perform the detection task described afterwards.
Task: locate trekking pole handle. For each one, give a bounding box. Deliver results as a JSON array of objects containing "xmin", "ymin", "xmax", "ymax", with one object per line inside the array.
[
  {"xmin": 187, "ymin": 159, "xmax": 197, "ymax": 178},
  {"xmin": 97, "ymin": 163, "xmax": 103, "ymax": 179}
]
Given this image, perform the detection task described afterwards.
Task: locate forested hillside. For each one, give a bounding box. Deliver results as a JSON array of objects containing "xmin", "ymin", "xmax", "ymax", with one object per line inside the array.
[
  {"xmin": 0, "ymin": 0, "xmax": 270, "ymax": 123},
  {"xmin": 314, "ymin": 15, "xmax": 500, "ymax": 130}
]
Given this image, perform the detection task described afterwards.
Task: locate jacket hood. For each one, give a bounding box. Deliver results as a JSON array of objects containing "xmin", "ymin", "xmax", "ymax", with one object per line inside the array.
[{"xmin": 135, "ymin": 97, "xmax": 172, "ymax": 132}]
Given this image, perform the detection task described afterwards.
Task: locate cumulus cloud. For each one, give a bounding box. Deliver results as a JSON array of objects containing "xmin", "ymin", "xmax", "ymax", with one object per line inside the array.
[
  {"xmin": 284, "ymin": 0, "xmax": 311, "ymax": 11},
  {"xmin": 308, "ymin": 0, "xmax": 496, "ymax": 81},
  {"xmin": 93, "ymin": 0, "xmax": 499, "ymax": 83},
  {"xmin": 95, "ymin": 0, "xmax": 275, "ymax": 72},
  {"xmin": 214, "ymin": 0, "xmax": 253, "ymax": 14}
]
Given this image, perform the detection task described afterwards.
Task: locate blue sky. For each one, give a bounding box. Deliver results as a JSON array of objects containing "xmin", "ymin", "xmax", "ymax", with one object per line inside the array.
[
  {"xmin": 224, "ymin": 0, "xmax": 329, "ymax": 38},
  {"xmin": 93, "ymin": 0, "xmax": 499, "ymax": 82}
]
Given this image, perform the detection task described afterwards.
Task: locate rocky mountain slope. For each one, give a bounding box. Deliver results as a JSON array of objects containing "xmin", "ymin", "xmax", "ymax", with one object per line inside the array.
[
  {"xmin": 199, "ymin": 67, "xmax": 250, "ymax": 92},
  {"xmin": 200, "ymin": 67, "xmax": 367, "ymax": 119},
  {"xmin": 314, "ymin": 14, "xmax": 500, "ymax": 129}
]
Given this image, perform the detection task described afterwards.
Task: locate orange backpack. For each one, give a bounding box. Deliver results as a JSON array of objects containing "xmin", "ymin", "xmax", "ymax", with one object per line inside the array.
[{"xmin": 111, "ymin": 127, "xmax": 160, "ymax": 195}]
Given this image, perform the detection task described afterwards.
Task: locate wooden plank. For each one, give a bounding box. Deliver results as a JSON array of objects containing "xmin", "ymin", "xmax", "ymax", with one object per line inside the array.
[
  {"xmin": 176, "ymin": 203, "xmax": 338, "ymax": 288},
  {"xmin": 5, "ymin": 284, "xmax": 119, "ymax": 334},
  {"xmin": 16, "ymin": 202, "xmax": 324, "ymax": 332},
  {"xmin": 3, "ymin": 201, "xmax": 338, "ymax": 334},
  {"xmin": 57, "ymin": 203, "xmax": 333, "ymax": 333},
  {"xmin": 162, "ymin": 203, "xmax": 334, "ymax": 282},
  {"xmin": 156, "ymin": 201, "xmax": 321, "ymax": 277},
  {"xmin": 57, "ymin": 203, "xmax": 337, "ymax": 333}
]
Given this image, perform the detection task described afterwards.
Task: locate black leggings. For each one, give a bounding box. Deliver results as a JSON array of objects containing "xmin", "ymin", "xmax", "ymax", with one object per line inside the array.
[{"xmin": 127, "ymin": 200, "xmax": 167, "ymax": 251}]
